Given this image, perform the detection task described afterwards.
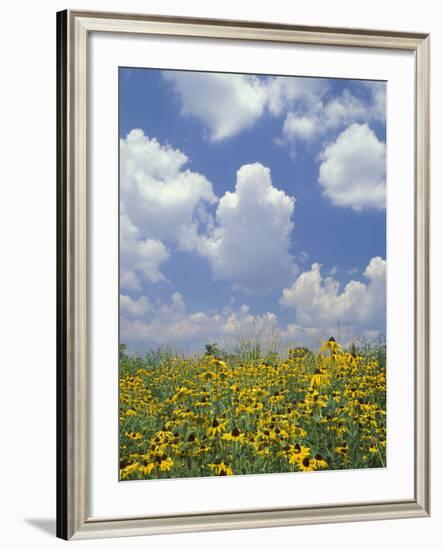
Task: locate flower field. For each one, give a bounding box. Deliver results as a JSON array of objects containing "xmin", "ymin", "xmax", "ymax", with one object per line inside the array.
[{"xmin": 119, "ymin": 339, "xmax": 386, "ymax": 480}]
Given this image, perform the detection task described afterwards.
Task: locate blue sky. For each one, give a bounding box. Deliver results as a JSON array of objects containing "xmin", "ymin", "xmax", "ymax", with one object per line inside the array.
[{"xmin": 119, "ymin": 68, "xmax": 386, "ymax": 354}]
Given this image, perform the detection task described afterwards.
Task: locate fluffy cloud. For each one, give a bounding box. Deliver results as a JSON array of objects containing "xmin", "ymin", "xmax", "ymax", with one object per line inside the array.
[
  {"xmin": 264, "ymin": 77, "xmax": 326, "ymax": 117},
  {"xmin": 164, "ymin": 72, "xmax": 268, "ymax": 141},
  {"xmin": 120, "ymin": 130, "xmax": 295, "ymax": 293},
  {"xmin": 120, "ymin": 132, "xmax": 297, "ymax": 295},
  {"xmin": 196, "ymin": 163, "xmax": 296, "ymax": 293},
  {"xmin": 164, "ymin": 70, "xmax": 386, "ymax": 158},
  {"xmin": 280, "ymin": 323, "xmax": 322, "ymax": 348},
  {"xmin": 280, "ymin": 256, "xmax": 386, "ymax": 340},
  {"xmin": 324, "ymin": 87, "xmax": 384, "ymax": 128},
  {"xmin": 120, "ymin": 294, "xmax": 151, "ymax": 318},
  {"xmin": 121, "ymin": 257, "xmax": 386, "ymax": 353},
  {"xmin": 164, "ymin": 72, "xmax": 326, "ymax": 142},
  {"xmin": 120, "ymin": 129, "xmax": 216, "ymax": 244},
  {"xmin": 363, "ymin": 81, "xmax": 386, "ymax": 121},
  {"xmin": 282, "ymin": 85, "xmax": 386, "ymax": 145},
  {"xmin": 283, "ymin": 113, "xmax": 318, "ymax": 141},
  {"xmin": 120, "ymin": 212, "xmax": 170, "ymax": 290},
  {"xmin": 318, "ymin": 123, "xmax": 386, "ymax": 211},
  {"xmin": 120, "ymin": 292, "xmax": 279, "ymax": 352},
  {"xmin": 120, "ymin": 129, "xmax": 217, "ymax": 286}
]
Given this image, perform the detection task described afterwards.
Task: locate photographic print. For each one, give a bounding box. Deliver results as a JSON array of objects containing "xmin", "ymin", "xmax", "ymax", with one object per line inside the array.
[{"xmin": 119, "ymin": 68, "xmax": 387, "ymax": 481}]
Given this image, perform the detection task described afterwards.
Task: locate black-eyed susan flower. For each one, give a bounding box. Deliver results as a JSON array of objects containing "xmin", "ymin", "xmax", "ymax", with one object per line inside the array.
[
  {"xmin": 207, "ymin": 418, "xmax": 227, "ymax": 437},
  {"xmin": 222, "ymin": 427, "xmax": 245, "ymax": 443},
  {"xmin": 208, "ymin": 461, "xmax": 233, "ymax": 476},
  {"xmin": 285, "ymin": 443, "xmax": 310, "ymax": 465},
  {"xmin": 119, "ymin": 335, "xmax": 386, "ymax": 480},
  {"xmin": 334, "ymin": 442, "xmax": 349, "ymax": 461},
  {"xmin": 311, "ymin": 454, "xmax": 328, "ymax": 469},
  {"xmin": 139, "ymin": 462, "xmax": 155, "ymax": 475},
  {"xmin": 309, "ymin": 368, "xmax": 328, "ymax": 389},
  {"xmin": 125, "ymin": 431, "xmax": 143, "ymax": 440},
  {"xmin": 195, "ymin": 444, "xmax": 211, "ymax": 455},
  {"xmin": 153, "ymin": 454, "xmax": 174, "ymax": 472},
  {"xmin": 120, "ymin": 462, "xmax": 139, "ymax": 479},
  {"xmin": 298, "ymin": 457, "xmax": 316, "ymax": 472},
  {"xmin": 319, "ymin": 336, "xmax": 342, "ymax": 355}
]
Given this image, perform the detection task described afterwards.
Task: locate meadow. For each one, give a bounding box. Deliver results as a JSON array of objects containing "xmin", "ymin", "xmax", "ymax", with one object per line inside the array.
[{"xmin": 119, "ymin": 338, "xmax": 386, "ymax": 480}]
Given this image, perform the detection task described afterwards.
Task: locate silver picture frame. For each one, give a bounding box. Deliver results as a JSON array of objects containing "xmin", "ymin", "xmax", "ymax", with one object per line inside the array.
[{"xmin": 56, "ymin": 9, "xmax": 430, "ymax": 540}]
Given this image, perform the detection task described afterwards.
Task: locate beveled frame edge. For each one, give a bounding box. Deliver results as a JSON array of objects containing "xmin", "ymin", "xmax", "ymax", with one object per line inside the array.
[{"xmin": 56, "ymin": 9, "xmax": 430, "ymax": 541}]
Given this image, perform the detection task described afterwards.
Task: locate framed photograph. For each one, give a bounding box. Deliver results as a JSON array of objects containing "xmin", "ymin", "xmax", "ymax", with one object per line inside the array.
[{"xmin": 57, "ymin": 10, "xmax": 430, "ymax": 540}]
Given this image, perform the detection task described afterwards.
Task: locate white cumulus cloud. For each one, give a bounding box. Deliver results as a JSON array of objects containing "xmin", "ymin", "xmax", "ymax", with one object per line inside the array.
[
  {"xmin": 283, "ymin": 113, "xmax": 318, "ymax": 141},
  {"xmin": 120, "ymin": 212, "xmax": 170, "ymax": 289},
  {"xmin": 120, "ymin": 292, "xmax": 279, "ymax": 353},
  {"xmin": 120, "ymin": 129, "xmax": 217, "ymax": 244},
  {"xmin": 265, "ymin": 77, "xmax": 326, "ymax": 116},
  {"xmin": 164, "ymin": 71, "xmax": 268, "ymax": 142},
  {"xmin": 195, "ymin": 163, "xmax": 296, "ymax": 294},
  {"xmin": 280, "ymin": 256, "xmax": 386, "ymax": 340},
  {"xmin": 363, "ymin": 81, "xmax": 386, "ymax": 121},
  {"xmin": 163, "ymin": 71, "xmax": 386, "ymax": 156},
  {"xmin": 120, "ymin": 294, "xmax": 152, "ymax": 318},
  {"xmin": 120, "ymin": 129, "xmax": 217, "ymax": 286},
  {"xmin": 164, "ymin": 72, "xmax": 326, "ymax": 142},
  {"xmin": 318, "ymin": 123, "xmax": 386, "ymax": 211},
  {"xmin": 120, "ymin": 257, "xmax": 386, "ymax": 353},
  {"xmin": 120, "ymin": 132, "xmax": 297, "ymax": 295},
  {"xmin": 281, "ymin": 84, "xmax": 386, "ymax": 146},
  {"xmin": 163, "ymin": 71, "xmax": 387, "ymax": 187}
]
